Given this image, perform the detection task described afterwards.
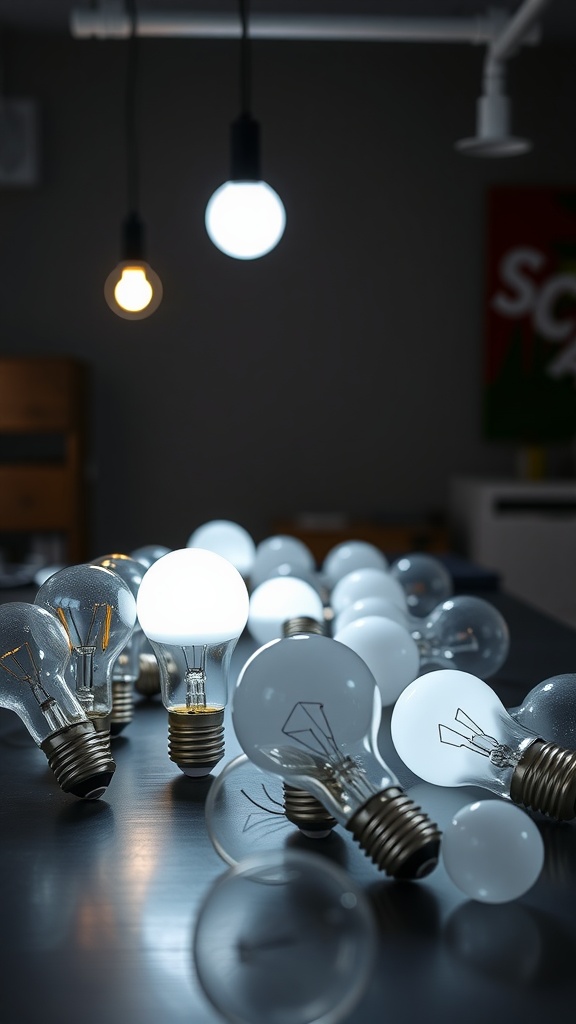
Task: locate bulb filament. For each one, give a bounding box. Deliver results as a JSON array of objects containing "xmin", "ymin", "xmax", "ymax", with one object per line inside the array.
[
  {"xmin": 0, "ymin": 642, "xmax": 68, "ymax": 731},
  {"xmin": 439, "ymin": 707, "xmax": 519, "ymax": 768},
  {"xmin": 184, "ymin": 645, "xmax": 207, "ymax": 709},
  {"xmin": 57, "ymin": 603, "xmax": 113, "ymax": 651}
]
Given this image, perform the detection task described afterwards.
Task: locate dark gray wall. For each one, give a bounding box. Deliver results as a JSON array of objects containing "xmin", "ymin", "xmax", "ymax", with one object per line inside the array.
[{"xmin": 1, "ymin": 30, "xmax": 575, "ymax": 555}]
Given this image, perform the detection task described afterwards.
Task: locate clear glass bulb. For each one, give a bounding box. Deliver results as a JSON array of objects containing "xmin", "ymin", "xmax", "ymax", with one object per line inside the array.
[
  {"xmin": 441, "ymin": 799, "xmax": 545, "ymax": 903},
  {"xmin": 322, "ymin": 540, "xmax": 389, "ymax": 590},
  {"xmin": 205, "ymin": 180, "xmax": 286, "ymax": 260},
  {"xmin": 333, "ymin": 614, "xmax": 420, "ymax": 706},
  {"xmin": 509, "ymin": 673, "xmax": 576, "ymax": 749},
  {"xmin": 389, "ymin": 552, "xmax": 453, "ymax": 618},
  {"xmin": 250, "ymin": 534, "xmax": 316, "ymax": 591},
  {"xmin": 187, "ymin": 519, "xmax": 256, "ymax": 579},
  {"xmin": 410, "ymin": 595, "xmax": 510, "ymax": 678},
  {"xmin": 136, "ymin": 547, "xmax": 249, "ymax": 776},
  {"xmin": 34, "ymin": 563, "xmax": 137, "ymax": 724},
  {"xmin": 130, "ymin": 543, "xmax": 172, "ymax": 569},
  {"xmin": 247, "ymin": 576, "xmax": 325, "ymax": 647},
  {"xmin": 0, "ymin": 601, "xmax": 115, "ymax": 798},
  {"xmin": 330, "ymin": 566, "xmax": 407, "ymax": 617},
  {"xmin": 391, "ymin": 667, "xmax": 576, "ymax": 820},
  {"xmin": 232, "ymin": 633, "xmax": 441, "ymax": 879}
]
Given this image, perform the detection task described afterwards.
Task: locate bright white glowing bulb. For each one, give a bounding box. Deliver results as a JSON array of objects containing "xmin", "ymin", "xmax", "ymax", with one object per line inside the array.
[
  {"xmin": 114, "ymin": 265, "xmax": 152, "ymax": 311},
  {"xmin": 247, "ymin": 575, "xmax": 324, "ymax": 647},
  {"xmin": 322, "ymin": 541, "xmax": 389, "ymax": 589},
  {"xmin": 334, "ymin": 615, "xmax": 419, "ymax": 706},
  {"xmin": 187, "ymin": 520, "xmax": 256, "ymax": 579},
  {"xmin": 442, "ymin": 799, "xmax": 544, "ymax": 903},
  {"xmin": 330, "ymin": 567, "xmax": 407, "ymax": 617},
  {"xmin": 205, "ymin": 180, "xmax": 286, "ymax": 260}
]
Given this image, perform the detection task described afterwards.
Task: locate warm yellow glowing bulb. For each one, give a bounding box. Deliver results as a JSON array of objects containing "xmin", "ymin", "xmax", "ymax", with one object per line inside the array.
[{"xmin": 114, "ymin": 266, "xmax": 153, "ymax": 312}]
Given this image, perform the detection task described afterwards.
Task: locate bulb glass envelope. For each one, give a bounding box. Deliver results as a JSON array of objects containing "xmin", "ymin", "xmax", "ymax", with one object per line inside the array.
[
  {"xmin": 205, "ymin": 180, "xmax": 286, "ymax": 260},
  {"xmin": 104, "ymin": 259, "xmax": 163, "ymax": 319}
]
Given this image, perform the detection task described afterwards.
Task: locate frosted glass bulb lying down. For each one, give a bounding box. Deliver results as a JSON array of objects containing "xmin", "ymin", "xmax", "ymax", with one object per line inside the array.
[
  {"xmin": 136, "ymin": 547, "xmax": 249, "ymax": 776},
  {"xmin": 509, "ymin": 673, "xmax": 576, "ymax": 750},
  {"xmin": 322, "ymin": 540, "xmax": 389, "ymax": 589},
  {"xmin": 187, "ymin": 519, "xmax": 256, "ymax": 579},
  {"xmin": 391, "ymin": 668, "xmax": 576, "ymax": 820},
  {"xmin": 0, "ymin": 602, "xmax": 115, "ymax": 799},
  {"xmin": 232, "ymin": 633, "xmax": 441, "ymax": 879},
  {"xmin": 330, "ymin": 567, "xmax": 407, "ymax": 618},
  {"xmin": 250, "ymin": 534, "xmax": 316, "ymax": 590},
  {"xmin": 410, "ymin": 595, "xmax": 510, "ymax": 678},
  {"xmin": 247, "ymin": 575, "xmax": 325, "ymax": 647},
  {"xmin": 333, "ymin": 615, "xmax": 420, "ymax": 706}
]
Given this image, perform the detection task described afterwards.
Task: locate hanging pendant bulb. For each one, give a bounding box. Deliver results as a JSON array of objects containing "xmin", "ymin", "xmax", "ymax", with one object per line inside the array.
[
  {"xmin": 105, "ymin": 211, "xmax": 162, "ymax": 319},
  {"xmin": 205, "ymin": 0, "xmax": 286, "ymax": 260}
]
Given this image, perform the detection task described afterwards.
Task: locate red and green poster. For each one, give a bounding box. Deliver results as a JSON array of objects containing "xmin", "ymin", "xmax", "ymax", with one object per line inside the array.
[{"xmin": 484, "ymin": 186, "xmax": 576, "ymax": 441}]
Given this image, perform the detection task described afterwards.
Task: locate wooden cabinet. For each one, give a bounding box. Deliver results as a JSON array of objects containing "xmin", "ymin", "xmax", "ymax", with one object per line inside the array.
[{"xmin": 270, "ymin": 515, "xmax": 449, "ymax": 563}]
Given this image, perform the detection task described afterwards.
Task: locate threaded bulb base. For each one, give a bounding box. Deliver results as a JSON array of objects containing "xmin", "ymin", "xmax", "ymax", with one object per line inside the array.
[
  {"xmin": 282, "ymin": 616, "xmax": 326, "ymax": 638},
  {"xmin": 283, "ymin": 783, "xmax": 337, "ymax": 836},
  {"xmin": 511, "ymin": 738, "xmax": 576, "ymax": 820},
  {"xmin": 40, "ymin": 721, "xmax": 116, "ymax": 800},
  {"xmin": 110, "ymin": 679, "xmax": 134, "ymax": 736},
  {"xmin": 134, "ymin": 653, "xmax": 161, "ymax": 698},
  {"xmin": 346, "ymin": 786, "xmax": 441, "ymax": 879},
  {"xmin": 168, "ymin": 707, "xmax": 225, "ymax": 777}
]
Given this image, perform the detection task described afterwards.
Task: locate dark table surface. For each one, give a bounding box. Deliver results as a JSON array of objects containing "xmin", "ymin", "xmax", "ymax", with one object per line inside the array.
[{"xmin": 2, "ymin": 582, "xmax": 576, "ymax": 1024}]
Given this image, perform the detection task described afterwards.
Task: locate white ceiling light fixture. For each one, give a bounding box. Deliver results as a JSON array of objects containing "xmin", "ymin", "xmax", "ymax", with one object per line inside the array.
[{"xmin": 205, "ymin": 0, "xmax": 286, "ymax": 261}]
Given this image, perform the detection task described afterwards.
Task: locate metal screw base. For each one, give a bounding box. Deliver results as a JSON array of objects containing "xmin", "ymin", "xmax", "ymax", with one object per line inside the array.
[
  {"xmin": 40, "ymin": 721, "xmax": 116, "ymax": 800},
  {"xmin": 110, "ymin": 680, "xmax": 134, "ymax": 736},
  {"xmin": 511, "ymin": 738, "xmax": 576, "ymax": 820},
  {"xmin": 168, "ymin": 707, "xmax": 225, "ymax": 777},
  {"xmin": 282, "ymin": 616, "xmax": 326, "ymax": 637},
  {"xmin": 135, "ymin": 653, "xmax": 161, "ymax": 698},
  {"xmin": 346, "ymin": 786, "xmax": 441, "ymax": 879},
  {"xmin": 283, "ymin": 783, "xmax": 337, "ymax": 836}
]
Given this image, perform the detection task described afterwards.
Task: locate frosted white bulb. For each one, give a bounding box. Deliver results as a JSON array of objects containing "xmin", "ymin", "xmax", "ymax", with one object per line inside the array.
[
  {"xmin": 247, "ymin": 575, "xmax": 325, "ymax": 647},
  {"xmin": 442, "ymin": 799, "xmax": 544, "ymax": 903},
  {"xmin": 187, "ymin": 520, "xmax": 256, "ymax": 579},
  {"xmin": 232, "ymin": 633, "xmax": 441, "ymax": 878},
  {"xmin": 205, "ymin": 180, "xmax": 286, "ymax": 260},
  {"xmin": 509, "ymin": 673, "xmax": 576, "ymax": 750},
  {"xmin": 330, "ymin": 566, "xmax": 407, "ymax": 617},
  {"xmin": 411, "ymin": 595, "xmax": 510, "ymax": 678},
  {"xmin": 391, "ymin": 667, "xmax": 576, "ymax": 820},
  {"xmin": 0, "ymin": 602, "xmax": 115, "ymax": 798},
  {"xmin": 322, "ymin": 540, "xmax": 389, "ymax": 589},
  {"xmin": 332, "ymin": 595, "xmax": 410, "ymax": 634},
  {"xmin": 251, "ymin": 534, "xmax": 316, "ymax": 590},
  {"xmin": 334, "ymin": 615, "xmax": 419, "ymax": 706},
  {"xmin": 389, "ymin": 553, "xmax": 453, "ymax": 618}
]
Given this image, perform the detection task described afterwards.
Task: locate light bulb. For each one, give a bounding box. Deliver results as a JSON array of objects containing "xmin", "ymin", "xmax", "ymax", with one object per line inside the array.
[
  {"xmin": 250, "ymin": 534, "xmax": 316, "ymax": 590},
  {"xmin": 330, "ymin": 566, "xmax": 407, "ymax": 618},
  {"xmin": 104, "ymin": 260, "xmax": 163, "ymax": 320},
  {"xmin": 34, "ymin": 563, "xmax": 137, "ymax": 730},
  {"xmin": 332, "ymin": 594, "xmax": 410, "ymax": 634},
  {"xmin": 232, "ymin": 633, "xmax": 441, "ymax": 879},
  {"xmin": 441, "ymin": 799, "xmax": 544, "ymax": 903},
  {"xmin": 333, "ymin": 614, "xmax": 420, "ymax": 706},
  {"xmin": 187, "ymin": 519, "xmax": 256, "ymax": 579},
  {"xmin": 205, "ymin": 180, "xmax": 285, "ymax": 260},
  {"xmin": 91, "ymin": 553, "xmax": 147, "ymax": 734},
  {"xmin": 0, "ymin": 602, "xmax": 115, "ymax": 798},
  {"xmin": 389, "ymin": 552, "xmax": 453, "ymax": 618},
  {"xmin": 409, "ymin": 595, "xmax": 510, "ymax": 678},
  {"xmin": 322, "ymin": 539, "xmax": 389, "ymax": 589},
  {"xmin": 509, "ymin": 673, "xmax": 576, "ymax": 749},
  {"xmin": 136, "ymin": 547, "xmax": 249, "ymax": 776},
  {"xmin": 247, "ymin": 575, "xmax": 326, "ymax": 648},
  {"xmin": 130, "ymin": 543, "xmax": 172, "ymax": 569},
  {"xmin": 390, "ymin": 667, "xmax": 576, "ymax": 820}
]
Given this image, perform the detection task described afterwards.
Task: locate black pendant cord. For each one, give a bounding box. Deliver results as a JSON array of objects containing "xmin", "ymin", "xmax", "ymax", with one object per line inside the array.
[
  {"xmin": 239, "ymin": 0, "xmax": 251, "ymax": 117},
  {"xmin": 123, "ymin": 0, "xmax": 144, "ymax": 259}
]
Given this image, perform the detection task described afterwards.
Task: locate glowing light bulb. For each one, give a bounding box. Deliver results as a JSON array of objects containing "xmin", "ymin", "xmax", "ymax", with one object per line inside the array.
[
  {"xmin": 187, "ymin": 519, "xmax": 256, "ymax": 579},
  {"xmin": 389, "ymin": 552, "xmax": 453, "ymax": 618},
  {"xmin": 441, "ymin": 799, "xmax": 545, "ymax": 903},
  {"xmin": 136, "ymin": 547, "xmax": 249, "ymax": 776},
  {"xmin": 104, "ymin": 260, "xmax": 163, "ymax": 320},
  {"xmin": 322, "ymin": 540, "xmax": 389, "ymax": 589},
  {"xmin": 232, "ymin": 633, "xmax": 441, "ymax": 879},
  {"xmin": 247, "ymin": 575, "xmax": 325, "ymax": 648},
  {"xmin": 193, "ymin": 849, "xmax": 377, "ymax": 1024},
  {"xmin": 0, "ymin": 602, "xmax": 115, "ymax": 798},
  {"xmin": 333, "ymin": 615, "xmax": 420, "ymax": 706},
  {"xmin": 509, "ymin": 673, "xmax": 576, "ymax": 749},
  {"xmin": 409, "ymin": 595, "xmax": 510, "ymax": 678},
  {"xmin": 250, "ymin": 534, "xmax": 316, "ymax": 590},
  {"xmin": 205, "ymin": 180, "xmax": 285, "ymax": 260},
  {"xmin": 34, "ymin": 564, "xmax": 137, "ymax": 732},
  {"xmin": 91, "ymin": 553, "xmax": 147, "ymax": 734},
  {"xmin": 391, "ymin": 667, "xmax": 576, "ymax": 820},
  {"xmin": 330, "ymin": 566, "xmax": 407, "ymax": 618}
]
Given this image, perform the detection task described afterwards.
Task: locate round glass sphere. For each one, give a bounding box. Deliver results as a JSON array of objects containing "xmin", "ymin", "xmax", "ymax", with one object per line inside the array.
[
  {"xmin": 509, "ymin": 673, "xmax": 576, "ymax": 749},
  {"xmin": 334, "ymin": 615, "xmax": 419, "ymax": 706},
  {"xmin": 187, "ymin": 520, "xmax": 256, "ymax": 578},
  {"xmin": 322, "ymin": 540, "xmax": 388, "ymax": 589},
  {"xmin": 416, "ymin": 595, "xmax": 510, "ymax": 678},
  {"xmin": 442, "ymin": 799, "xmax": 544, "ymax": 903},
  {"xmin": 193, "ymin": 849, "xmax": 377, "ymax": 1024},
  {"xmin": 330, "ymin": 567, "xmax": 407, "ymax": 617},
  {"xmin": 251, "ymin": 535, "xmax": 316, "ymax": 590},
  {"xmin": 130, "ymin": 544, "xmax": 172, "ymax": 569},
  {"xmin": 389, "ymin": 553, "xmax": 453, "ymax": 618},
  {"xmin": 332, "ymin": 594, "xmax": 409, "ymax": 634},
  {"xmin": 205, "ymin": 180, "xmax": 286, "ymax": 260},
  {"xmin": 247, "ymin": 575, "xmax": 325, "ymax": 647}
]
